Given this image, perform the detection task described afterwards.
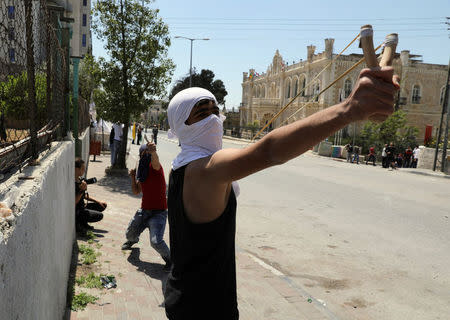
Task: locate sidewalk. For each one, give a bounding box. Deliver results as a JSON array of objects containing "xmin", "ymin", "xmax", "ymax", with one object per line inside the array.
[
  {"xmin": 307, "ymin": 150, "xmax": 450, "ymax": 179},
  {"xmin": 69, "ymin": 154, "xmax": 330, "ymax": 320}
]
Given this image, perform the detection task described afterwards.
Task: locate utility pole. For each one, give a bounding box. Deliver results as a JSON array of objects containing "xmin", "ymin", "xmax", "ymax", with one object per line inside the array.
[
  {"xmin": 433, "ymin": 59, "xmax": 450, "ymax": 171},
  {"xmin": 189, "ymin": 39, "xmax": 193, "ymax": 87},
  {"xmin": 441, "ymin": 65, "xmax": 450, "ymax": 173},
  {"xmin": 174, "ymin": 36, "xmax": 209, "ymax": 87}
]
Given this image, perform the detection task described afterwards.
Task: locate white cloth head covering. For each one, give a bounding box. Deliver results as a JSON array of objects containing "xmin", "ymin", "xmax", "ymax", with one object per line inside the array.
[
  {"xmin": 167, "ymin": 87, "xmax": 217, "ymax": 140},
  {"xmin": 167, "ymin": 87, "xmax": 240, "ymax": 197}
]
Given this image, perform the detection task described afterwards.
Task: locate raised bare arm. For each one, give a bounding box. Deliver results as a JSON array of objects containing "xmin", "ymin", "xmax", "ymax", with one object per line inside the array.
[{"xmin": 206, "ymin": 67, "xmax": 400, "ymax": 184}]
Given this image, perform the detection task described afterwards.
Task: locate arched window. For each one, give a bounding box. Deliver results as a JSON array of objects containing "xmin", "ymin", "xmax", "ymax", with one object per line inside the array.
[
  {"xmin": 314, "ymin": 83, "xmax": 320, "ymax": 102},
  {"xmin": 293, "ymin": 79, "xmax": 298, "ymax": 96},
  {"xmin": 286, "ymin": 80, "xmax": 291, "ymax": 99},
  {"xmin": 440, "ymin": 86, "xmax": 446, "ymax": 106},
  {"xmin": 412, "ymin": 85, "xmax": 421, "ymax": 104},
  {"xmin": 262, "ymin": 86, "xmax": 265, "ymax": 98},
  {"xmin": 344, "ymin": 79, "xmax": 352, "ymax": 98},
  {"xmin": 301, "ymin": 77, "xmax": 306, "ymax": 96}
]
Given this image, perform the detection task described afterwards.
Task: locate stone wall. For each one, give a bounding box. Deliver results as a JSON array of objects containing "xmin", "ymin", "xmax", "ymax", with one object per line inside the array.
[
  {"xmin": 418, "ymin": 146, "xmax": 450, "ymax": 173},
  {"xmin": 318, "ymin": 141, "xmax": 332, "ymax": 157},
  {"xmin": 0, "ymin": 141, "xmax": 75, "ymax": 320}
]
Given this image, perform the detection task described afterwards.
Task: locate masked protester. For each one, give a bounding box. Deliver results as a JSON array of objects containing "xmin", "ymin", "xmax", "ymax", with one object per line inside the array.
[
  {"xmin": 121, "ymin": 143, "xmax": 171, "ymax": 270},
  {"xmin": 164, "ymin": 66, "xmax": 400, "ymax": 320}
]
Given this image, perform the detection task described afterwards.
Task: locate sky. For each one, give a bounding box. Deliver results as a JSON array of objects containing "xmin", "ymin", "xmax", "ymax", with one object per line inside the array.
[{"xmin": 92, "ymin": 0, "xmax": 450, "ymax": 110}]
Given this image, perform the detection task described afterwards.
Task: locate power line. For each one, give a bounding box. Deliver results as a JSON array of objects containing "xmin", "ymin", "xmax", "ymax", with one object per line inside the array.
[
  {"xmin": 168, "ymin": 22, "xmax": 444, "ymax": 26},
  {"xmin": 203, "ymin": 34, "xmax": 449, "ymax": 41},
  {"xmin": 169, "ymin": 27, "xmax": 447, "ymax": 32},
  {"xmin": 165, "ymin": 16, "xmax": 445, "ymax": 22}
]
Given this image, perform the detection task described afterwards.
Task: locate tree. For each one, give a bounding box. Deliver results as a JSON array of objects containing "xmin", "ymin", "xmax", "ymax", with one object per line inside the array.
[
  {"xmin": 168, "ymin": 69, "xmax": 227, "ymax": 106},
  {"xmin": 356, "ymin": 110, "xmax": 419, "ymax": 155},
  {"xmin": 247, "ymin": 120, "xmax": 260, "ymax": 139},
  {"xmin": 92, "ymin": 0, "xmax": 174, "ymax": 169},
  {"xmin": 79, "ymin": 54, "xmax": 102, "ymax": 104}
]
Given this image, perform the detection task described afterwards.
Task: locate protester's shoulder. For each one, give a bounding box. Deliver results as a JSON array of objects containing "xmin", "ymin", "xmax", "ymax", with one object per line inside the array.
[
  {"xmin": 185, "ymin": 157, "xmax": 212, "ymax": 177},
  {"xmin": 150, "ymin": 164, "xmax": 165, "ymax": 175}
]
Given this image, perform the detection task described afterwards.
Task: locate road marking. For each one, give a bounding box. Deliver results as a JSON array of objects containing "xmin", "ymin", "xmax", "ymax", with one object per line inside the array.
[
  {"xmin": 244, "ymin": 249, "xmax": 341, "ymax": 320},
  {"xmin": 246, "ymin": 252, "xmax": 284, "ymax": 276}
]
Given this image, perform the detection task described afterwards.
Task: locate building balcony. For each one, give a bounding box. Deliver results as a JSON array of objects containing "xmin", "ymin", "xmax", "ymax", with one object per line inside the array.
[{"xmin": 252, "ymin": 98, "xmax": 280, "ymax": 106}]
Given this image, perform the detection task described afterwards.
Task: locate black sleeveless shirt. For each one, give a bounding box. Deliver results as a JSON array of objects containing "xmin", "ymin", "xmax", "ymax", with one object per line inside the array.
[{"xmin": 164, "ymin": 165, "xmax": 239, "ymax": 320}]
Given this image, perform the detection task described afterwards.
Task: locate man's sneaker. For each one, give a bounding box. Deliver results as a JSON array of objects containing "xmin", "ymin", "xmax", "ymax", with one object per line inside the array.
[
  {"xmin": 84, "ymin": 224, "xmax": 94, "ymax": 230},
  {"xmin": 121, "ymin": 241, "xmax": 136, "ymax": 250},
  {"xmin": 76, "ymin": 223, "xmax": 88, "ymax": 236}
]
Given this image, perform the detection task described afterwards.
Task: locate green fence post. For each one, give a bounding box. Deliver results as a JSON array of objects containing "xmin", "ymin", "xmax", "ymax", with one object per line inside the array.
[{"xmin": 72, "ymin": 57, "xmax": 81, "ymax": 157}]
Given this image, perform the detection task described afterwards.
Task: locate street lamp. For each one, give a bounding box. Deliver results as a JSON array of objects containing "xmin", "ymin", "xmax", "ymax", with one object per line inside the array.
[{"xmin": 174, "ymin": 36, "xmax": 209, "ymax": 87}]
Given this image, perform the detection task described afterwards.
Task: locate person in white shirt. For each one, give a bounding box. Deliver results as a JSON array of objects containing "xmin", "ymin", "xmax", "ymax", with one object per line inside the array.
[
  {"xmin": 111, "ymin": 123, "xmax": 123, "ymax": 166},
  {"xmin": 381, "ymin": 144, "xmax": 387, "ymax": 168},
  {"xmin": 412, "ymin": 145, "xmax": 420, "ymax": 168}
]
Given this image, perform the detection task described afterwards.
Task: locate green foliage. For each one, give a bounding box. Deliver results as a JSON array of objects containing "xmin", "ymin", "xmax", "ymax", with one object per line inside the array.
[
  {"xmin": 86, "ymin": 230, "xmax": 95, "ymax": 240},
  {"xmin": 169, "ymin": 69, "xmax": 228, "ymax": 105},
  {"xmin": 92, "ymin": 0, "xmax": 174, "ymax": 168},
  {"xmin": 356, "ymin": 110, "xmax": 419, "ymax": 154},
  {"xmin": 71, "ymin": 292, "xmax": 98, "ymax": 311},
  {"xmin": 75, "ymin": 272, "xmax": 103, "ymax": 289},
  {"xmin": 247, "ymin": 120, "xmax": 260, "ymax": 129},
  {"xmin": 0, "ymin": 72, "xmax": 47, "ymax": 120},
  {"xmin": 79, "ymin": 54, "xmax": 102, "ymax": 103},
  {"xmin": 91, "ymin": 1, "xmax": 174, "ymax": 119},
  {"xmin": 246, "ymin": 120, "xmax": 260, "ymax": 138},
  {"xmin": 425, "ymin": 136, "xmax": 447, "ymax": 149},
  {"xmin": 78, "ymin": 244, "xmax": 100, "ymax": 265},
  {"xmin": 158, "ymin": 111, "xmax": 167, "ymax": 127}
]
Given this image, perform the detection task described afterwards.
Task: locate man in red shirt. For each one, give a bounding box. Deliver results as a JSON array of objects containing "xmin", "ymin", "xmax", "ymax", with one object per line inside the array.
[
  {"xmin": 121, "ymin": 142, "xmax": 171, "ymax": 270},
  {"xmin": 366, "ymin": 146, "xmax": 376, "ymax": 166}
]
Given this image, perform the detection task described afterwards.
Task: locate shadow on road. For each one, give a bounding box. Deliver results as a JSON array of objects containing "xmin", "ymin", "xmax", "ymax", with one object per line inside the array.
[
  {"xmin": 96, "ymin": 174, "xmax": 141, "ymax": 198},
  {"xmin": 127, "ymin": 247, "xmax": 168, "ymax": 303}
]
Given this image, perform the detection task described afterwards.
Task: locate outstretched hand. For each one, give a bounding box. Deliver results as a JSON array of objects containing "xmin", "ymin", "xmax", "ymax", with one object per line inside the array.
[{"xmin": 345, "ymin": 67, "xmax": 400, "ymax": 121}]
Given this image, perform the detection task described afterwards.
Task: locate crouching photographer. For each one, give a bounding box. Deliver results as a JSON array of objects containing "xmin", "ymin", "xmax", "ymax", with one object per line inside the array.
[{"xmin": 75, "ymin": 158, "xmax": 107, "ymax": 234}]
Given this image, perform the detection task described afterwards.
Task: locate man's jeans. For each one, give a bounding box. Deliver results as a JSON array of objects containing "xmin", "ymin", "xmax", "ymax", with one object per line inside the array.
[
  {"xmin": 110, "ymin": 140, "xmax": 121, "ymax": 166},
  {"xmin": 347, "ymin": 152, "xmax": 353, "ymax": 162},
  {"xmin": 125, "ymin": 209, "xmax": 170, "ymax": 262}
]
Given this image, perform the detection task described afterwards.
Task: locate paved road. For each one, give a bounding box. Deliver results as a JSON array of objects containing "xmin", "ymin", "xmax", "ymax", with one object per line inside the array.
[{"xmin": 141, "ymin": 132, "xmax": 450, "ymax": 320}]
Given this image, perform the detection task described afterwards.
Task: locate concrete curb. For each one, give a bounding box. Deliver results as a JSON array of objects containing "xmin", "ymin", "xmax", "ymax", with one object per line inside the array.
[{"xmin": 311, "ymin": 152, "xmax": 449, "ymax": 179}]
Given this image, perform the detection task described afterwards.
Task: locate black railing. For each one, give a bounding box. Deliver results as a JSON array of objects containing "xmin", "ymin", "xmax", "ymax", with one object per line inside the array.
[{"xmin": 0, "ymin": 0, "xmax": 69, "ymax": 174}]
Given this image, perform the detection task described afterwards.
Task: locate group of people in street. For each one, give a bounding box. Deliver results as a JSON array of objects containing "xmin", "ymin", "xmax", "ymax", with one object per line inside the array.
[
  {"xmin": 74, "ymin": 64, "xmax": 400, "ymax": 319},
  {"xmin": 345, "ymin": 143, "xmax": 361, "ymax": 164},
  {"xmin": 381, "ymin": 143, "xmax": 420, "ymax": 170},
  {"xmin": 345, "ymin": 142, "xmax": 420, "ymax": 170}
]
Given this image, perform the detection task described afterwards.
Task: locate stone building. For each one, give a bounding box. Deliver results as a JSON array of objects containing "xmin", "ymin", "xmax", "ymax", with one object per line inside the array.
[
  {"xmin": 240, "ymin": 38, "xmax": 447, "ymax": 142},
  {"xmin": 142, "ymin": 100, "xmax": 165, "ymax": 127},
  {"xmin": 48, "ymin": 0, "xmax": 93, "ymax": 57},
  {"xmin": 223, "ymin": 106, "xmax": 240, "ymax": 133}
]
